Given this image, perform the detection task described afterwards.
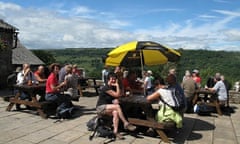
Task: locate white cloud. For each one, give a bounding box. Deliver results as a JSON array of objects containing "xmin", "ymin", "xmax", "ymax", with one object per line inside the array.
[
  {"xmin": 198, "ymin": 14, "xmax": 218, "ymax": 19},
  {"xmin": 213, "ymin": 9, "xmax": 240, "ymax": 17},
  {"xmin": 223, "ymin": 29, "xmax": 240, "ymax": 41},
  {"xmin": 0, "ymin": 1, "xmax": 239, "ymax": 51},
  {"xmin": 0, "ymin": 1, "xmax": 21, "ymax": 10}
]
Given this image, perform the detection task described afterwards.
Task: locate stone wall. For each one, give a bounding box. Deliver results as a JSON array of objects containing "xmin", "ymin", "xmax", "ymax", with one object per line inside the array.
[
  {"xmin": 0, "ymin": 31, "xmax": 14, "ymax": 89},
  {"xmin": 229, "ymin": 90, "xmax": 240, "ymax": 104}
]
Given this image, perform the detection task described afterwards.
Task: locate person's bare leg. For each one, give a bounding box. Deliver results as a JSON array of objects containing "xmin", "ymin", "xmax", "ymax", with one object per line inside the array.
[
  {"xmin": 105, "ymin": 104, "xmax": 136, "ymax": 133},
  {"xmin": 112, "ymin": 110, "xmax": 119, "ymax": 134},
  {"xmin": 106, "ymin": 104, "xmax": 128, "ymax": 125}
]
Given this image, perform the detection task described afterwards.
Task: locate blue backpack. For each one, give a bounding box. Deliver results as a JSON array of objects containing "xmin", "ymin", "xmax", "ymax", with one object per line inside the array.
[{"xmin": 165, "ymin": 84, "xmax": 187, "ymax": 111}]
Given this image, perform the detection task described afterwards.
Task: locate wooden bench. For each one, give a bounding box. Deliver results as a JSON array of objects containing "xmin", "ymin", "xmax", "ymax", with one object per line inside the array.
[
  {"xmin": 128, "ymin": 118, "xmax": 175, "ymax": 143},
  {"xmin": 120, "ymin": 95, "xmax": 177, "ymax": 143},
  {"xmin": 6, "ymin": 84, "xmax": 52, "ymax": 119}
]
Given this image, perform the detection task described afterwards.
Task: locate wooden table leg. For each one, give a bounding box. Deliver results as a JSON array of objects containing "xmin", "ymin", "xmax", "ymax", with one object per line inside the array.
[
  {"xmin": 192, "ymin": 93, "xmax": 198, "ymax": 105},
  {"xmin": 214, "ymin": 100, "xmax": 222, "ymax": 115},
  {"xmin": 156, "ymin": 129, "xmax": 170, "ymax": 143},
  {"xmin": 6, "ymin": 92, "xmax": 20, "ymax": 111},
  {"xmin": 77, "ymin": 84, "xmax": 83, "ymax": 97},
  {"xmin": 93, "ymin": 78, "xmax": 99, "ymax": 95},
  {"xmin": 31, "ymin": 96, "xmax": 48, "ymax": 119},
  {"xmin": 37, "ymin": 109, "xmax": 47, "ymax": 119}
]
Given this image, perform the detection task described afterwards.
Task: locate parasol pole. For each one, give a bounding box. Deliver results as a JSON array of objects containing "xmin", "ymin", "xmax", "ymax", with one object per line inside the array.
[{"xmin": 139, "ymin": 50, "xmax": 146, "ymax": 96}]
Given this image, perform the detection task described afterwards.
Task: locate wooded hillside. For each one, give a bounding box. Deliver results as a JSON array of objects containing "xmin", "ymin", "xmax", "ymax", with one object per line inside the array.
[{"xmin": 32, "ymin": 48, "xmax": 240, "ymax": 88}]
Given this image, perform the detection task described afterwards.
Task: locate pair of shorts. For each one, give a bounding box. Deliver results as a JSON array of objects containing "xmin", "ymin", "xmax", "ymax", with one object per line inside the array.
[{"xmin": 96, "ymin": 105, "xmax": 106, "ymax": 115}]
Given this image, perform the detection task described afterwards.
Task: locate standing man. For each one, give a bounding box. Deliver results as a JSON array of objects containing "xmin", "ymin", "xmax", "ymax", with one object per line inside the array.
[{"xmin": 181, "ymin": 73, "xmax": 197, "ymax": 113}]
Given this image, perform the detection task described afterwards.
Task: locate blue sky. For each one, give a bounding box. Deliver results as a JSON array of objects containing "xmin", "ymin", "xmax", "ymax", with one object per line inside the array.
[{"xmin": 0, "ymin": 0, "xmax": 240, "ymax": 51}]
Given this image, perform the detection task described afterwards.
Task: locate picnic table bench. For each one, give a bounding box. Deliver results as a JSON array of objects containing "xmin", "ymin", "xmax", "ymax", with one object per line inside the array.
[
  {"xmin": 120, "ymin": 95, "xmax": 176, "ymax": 143},
  {"xmin": 6, "ymin": 83, "xmax": 55, "ymax": 119}
]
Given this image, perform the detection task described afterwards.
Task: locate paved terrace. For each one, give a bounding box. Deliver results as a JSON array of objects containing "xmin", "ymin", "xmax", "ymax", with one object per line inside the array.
[{"xmin": 0, "ymin": 89, "xmax": 239, "ymax": 144}]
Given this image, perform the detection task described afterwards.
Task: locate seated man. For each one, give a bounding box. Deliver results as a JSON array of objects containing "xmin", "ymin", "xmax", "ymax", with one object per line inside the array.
[
  {"xmin": 96, "ymin": 72, "xmax": 136, "ymax": 140},
  {"xmin": 34, "ymin": 65, "xmax": 47, "ymax": 101},
  {"xmin": 34, "ymin": 65, "xmax": 47, "ymax": 83},
  {"xmin": 16, "ymin": 63, "xmax": 35, "ymax": 109},
  {"xmin": 206, "ymin": 75, "xmax": 228, "ymax": 106}
]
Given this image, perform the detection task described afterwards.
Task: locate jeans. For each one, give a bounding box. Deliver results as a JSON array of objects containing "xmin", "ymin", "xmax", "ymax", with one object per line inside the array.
[{"xmin": 45, "ymin": 93, "xmax": 72, "ymax": 107}]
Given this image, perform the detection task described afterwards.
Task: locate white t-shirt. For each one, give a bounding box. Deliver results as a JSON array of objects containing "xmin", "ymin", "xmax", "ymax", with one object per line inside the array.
[
  {"xmin": 144, "ymin": 76, "xmax": 152, "ymax": 89},
  {"xmin": 157, "ymin": 88, "xmax": 176, "ymax": 107},
  {"xmin": 213, "ymin": 80, "xmax": 227, "ymax": 101}
]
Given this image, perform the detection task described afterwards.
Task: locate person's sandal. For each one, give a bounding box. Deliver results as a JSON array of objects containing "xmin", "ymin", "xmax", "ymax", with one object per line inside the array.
[
  {"xmin": 124, "ymin": 123, "xmax": 136, "ymax": 131},
  {"xmin": 114, "ymin": 133, "xmax": 125, "ymax": 140}
]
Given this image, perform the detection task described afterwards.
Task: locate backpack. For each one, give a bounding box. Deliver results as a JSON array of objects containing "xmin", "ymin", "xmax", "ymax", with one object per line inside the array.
[
  {"xmin": 193, "ymin": 103, "xmax": 213, "ymax": 116},
  {"xmin": 87, "ymin": 116, "xmax": 99, "ymax": 131},
  {"xmin": 87, "ymin": 116, "xmax": 114, "ymax": 140},
  {"xmin": 159, "ymin": 85, "xmax": 186, "ymax": 111},
  {"xmin": 56, "ymin": 102, "xmax": 74, "ymax": 119}
]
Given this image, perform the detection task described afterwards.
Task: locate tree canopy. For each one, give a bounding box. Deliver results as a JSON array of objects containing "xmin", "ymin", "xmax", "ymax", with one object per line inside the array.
[{"xmin": 32, "ymin": 48, "xmax": 240, "ymax": 87}]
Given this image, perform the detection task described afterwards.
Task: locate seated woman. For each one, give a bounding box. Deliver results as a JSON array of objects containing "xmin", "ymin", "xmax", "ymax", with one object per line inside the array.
[
  {"xmin": 146, "ymin": 76, "xmax": 183, "ymax": 128},
  {"xmin": 96, "ymin": 72, "xmax": 136, "ymax": 140},
  {"xmin": 45, "ymin": 63, "xmax": 72, "ymax": 112},
  {"xmin": 63, "ymin": 65, "xmax": 79, "ymax": 101}
]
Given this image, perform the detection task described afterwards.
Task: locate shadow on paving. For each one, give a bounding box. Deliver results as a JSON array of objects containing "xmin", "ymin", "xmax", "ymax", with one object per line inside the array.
[
  {"xmin": 92, "ymin": 116, "xmax": 216, "ymax": 144},
  {"xmin": 164, "ymin": 117, "xmax": 216, "ymax": 144}
]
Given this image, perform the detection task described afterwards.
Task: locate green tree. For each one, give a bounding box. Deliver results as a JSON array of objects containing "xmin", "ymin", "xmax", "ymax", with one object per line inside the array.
[{"xmin": 32, "ymin": 50, "xmax": 56, "ymax": 65}]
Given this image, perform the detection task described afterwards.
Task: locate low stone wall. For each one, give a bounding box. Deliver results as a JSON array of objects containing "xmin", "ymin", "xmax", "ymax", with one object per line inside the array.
[{"xmin": 229, "ymin": 90, "xmax": 240, "ymax": 104}]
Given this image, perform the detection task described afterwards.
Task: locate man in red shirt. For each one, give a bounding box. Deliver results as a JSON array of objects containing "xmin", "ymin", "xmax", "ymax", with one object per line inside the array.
[{"xmin": 34, "ymin": 65, "xmax": 47, "ymax": 83}]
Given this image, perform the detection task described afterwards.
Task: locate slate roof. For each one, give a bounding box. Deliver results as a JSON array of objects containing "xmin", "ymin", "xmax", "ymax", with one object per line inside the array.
[
  {"xmin": 12, "ymin": 40, "xmax": 45, "ymax": 65},
  {"xmin": 0, "ymin": 19, "xmax": 18, "ymax": 30}
]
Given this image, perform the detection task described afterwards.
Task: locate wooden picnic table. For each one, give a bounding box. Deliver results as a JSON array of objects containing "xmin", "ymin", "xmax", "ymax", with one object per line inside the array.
[
  {"xmin": 6, "ymin": 83, "xmax": 48, "ymax": 118},
  {"xmin": 192, "ymin": 88, "xmax": 222, "ymax": 115},
  {"xmin": 78, "ymin": 77, "xmax": 100, "ymax": 96},
  {"xmin": 120, "ymin": 95, "xmax": 176, "ymax": 143}
]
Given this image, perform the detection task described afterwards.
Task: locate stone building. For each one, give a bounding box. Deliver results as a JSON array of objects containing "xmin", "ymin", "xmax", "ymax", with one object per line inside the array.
[
  {"xmin": 0, "ymin": 19, "xmax": 44, "ymax": 89},
  {"xmin": 0, "ymin": 19, "xmax": 18, "ymax": 89}
]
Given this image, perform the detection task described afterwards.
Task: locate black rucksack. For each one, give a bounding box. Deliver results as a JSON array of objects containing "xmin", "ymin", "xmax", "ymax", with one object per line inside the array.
[
  {"xmin": 87, "ymin": 116, "xmax": 114, "ymax": 140},
  {"xmin": 56, "ymin": 102, "xmax": 74, "ymax": 119}
]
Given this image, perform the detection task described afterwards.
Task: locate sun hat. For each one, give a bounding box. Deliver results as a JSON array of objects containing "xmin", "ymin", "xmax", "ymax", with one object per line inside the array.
[
  {"xmin": 192, "ymin": 69, "xmax": 199, "ymax": 74},
  {"xmin": 147, "ymin": 70, "xmax": 152, "ymax": 75}
]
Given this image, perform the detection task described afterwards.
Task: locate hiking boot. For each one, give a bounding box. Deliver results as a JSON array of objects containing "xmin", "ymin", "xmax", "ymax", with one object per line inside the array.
[
  {"xmin": 114, "ymin": 133, "xmax": 125, "ymax": 140},
  {"xmin": 124, "ymin": 123, "xmax": 136, "ymax": 131}
]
